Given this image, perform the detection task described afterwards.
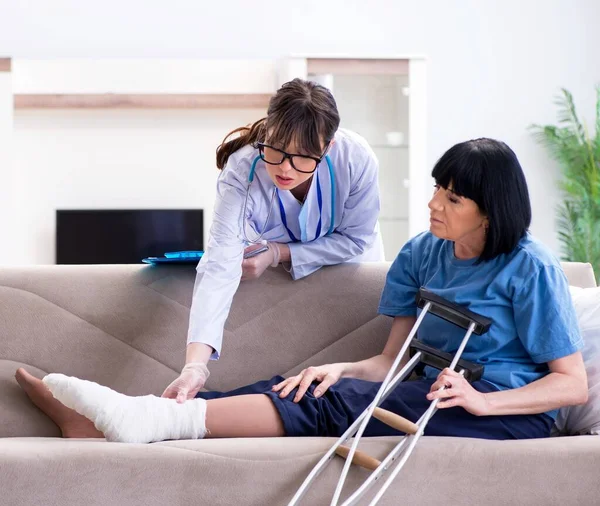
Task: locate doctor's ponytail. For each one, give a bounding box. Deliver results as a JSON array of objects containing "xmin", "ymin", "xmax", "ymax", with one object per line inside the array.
[
  {"xmin": 216, "ymin": 118, "xmax": 267, "ymax": 169},
  {"xmin": 216, "ymin": 78, "xmax": 340, "ymax": 170}
]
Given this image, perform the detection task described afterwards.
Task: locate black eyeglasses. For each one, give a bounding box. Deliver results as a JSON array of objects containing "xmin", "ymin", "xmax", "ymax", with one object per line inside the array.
[{"xmin": 256, "ymin": 142, "xmax": 327, "ymax": 174}]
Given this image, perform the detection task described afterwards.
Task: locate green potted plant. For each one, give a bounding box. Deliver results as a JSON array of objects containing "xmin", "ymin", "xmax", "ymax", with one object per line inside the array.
[{"xmin": 531, "ymin": 86, "xmax": 600, "ymax": 280}]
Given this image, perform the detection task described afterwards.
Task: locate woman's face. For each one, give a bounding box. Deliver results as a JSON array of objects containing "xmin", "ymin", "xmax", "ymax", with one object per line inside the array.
[
  {"xmin": 262, "ymin": 136, "xmax": 326, "ymax": 191},
  {"xmin": 428, "ymin": 184, "xmax": 488, "ymax": 244}
]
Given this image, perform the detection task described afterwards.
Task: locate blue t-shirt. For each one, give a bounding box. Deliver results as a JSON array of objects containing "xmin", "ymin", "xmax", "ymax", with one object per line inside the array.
[{"xmin": 378, "ymin": 231, "xmax": 583, "ymax": 419}]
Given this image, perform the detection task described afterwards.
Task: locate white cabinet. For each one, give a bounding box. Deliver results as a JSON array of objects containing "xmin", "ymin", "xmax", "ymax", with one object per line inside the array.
[
  {"xmin": 309, "ymin": 71, "xmax": 411, "ymax": 260},
  {"xmin": 277, "ymin": 56, "xmax": 429, "ymax": 257}
]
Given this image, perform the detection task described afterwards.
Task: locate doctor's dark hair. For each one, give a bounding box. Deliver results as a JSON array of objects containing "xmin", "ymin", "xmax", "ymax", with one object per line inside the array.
[
  {"xmin": 431, "ymin": 138, "xmax": 532, "ymax": 261},
  {"xmin": 216, "ymin": 78, "xmax": 340, "ymax": 169}
]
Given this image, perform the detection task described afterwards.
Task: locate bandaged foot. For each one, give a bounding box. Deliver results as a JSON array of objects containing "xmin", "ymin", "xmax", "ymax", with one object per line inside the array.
[{"xmin": 42, "ymin": 374, "xmax": 207, "ymax": 444}]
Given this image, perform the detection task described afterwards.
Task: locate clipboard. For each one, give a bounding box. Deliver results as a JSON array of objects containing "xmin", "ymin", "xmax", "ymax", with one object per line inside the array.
[{"xmin": 142, "ymin": 251, "xmax": 204, "ymax": 265}]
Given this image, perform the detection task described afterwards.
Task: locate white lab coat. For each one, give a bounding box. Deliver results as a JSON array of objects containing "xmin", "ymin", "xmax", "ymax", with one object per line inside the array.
[{"xmin": 188, "ymin": 129, "xmax": 384, "ymax": 358}]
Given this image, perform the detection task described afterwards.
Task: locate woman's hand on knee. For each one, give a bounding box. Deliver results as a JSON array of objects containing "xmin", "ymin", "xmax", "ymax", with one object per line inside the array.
[{"xmin": 271, "ymin": 364, "xmax": 345, "ymax": 403}]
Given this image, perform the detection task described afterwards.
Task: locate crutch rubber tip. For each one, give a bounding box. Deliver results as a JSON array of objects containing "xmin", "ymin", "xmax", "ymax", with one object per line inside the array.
[
  {"xmin": 373, "ymin": 407, "xmax": 419, "ymax": 435},
  {"xmin": 334, "ymin": 446, "xmax": 381, "ymax": 471}
]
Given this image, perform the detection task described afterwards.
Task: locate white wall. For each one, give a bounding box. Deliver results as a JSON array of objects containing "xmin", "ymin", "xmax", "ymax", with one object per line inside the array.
[
  {"xmin": 12, "ymin": 108, "xmax": 263, "ymax": 264},
  {"xmin": 0, "ymin": 70, "xmax": 14, "ymax": 254},
  {"xmin": 2, "ymin": 0, "xmax": 600, "ymax": 262}
]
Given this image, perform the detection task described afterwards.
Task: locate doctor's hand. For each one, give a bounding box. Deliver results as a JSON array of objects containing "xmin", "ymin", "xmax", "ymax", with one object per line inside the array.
[
  {"xmin": 161, "ymin": 362, "xmax": 210, "ymax": 404},
  {"xmin": 241, "ymin": 243, "xmax": 281, "ymax": 281},
  {"xmin": 272, "ymin": 363, "xmax": 347, "ymax": 403},
  {"xmin": 426, "ymin": 368, "xmax": 490, "ymax": 416}
]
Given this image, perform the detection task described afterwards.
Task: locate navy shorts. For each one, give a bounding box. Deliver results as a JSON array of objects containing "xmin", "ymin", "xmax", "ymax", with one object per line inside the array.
[{"xmin": 197, "ymin": 376, "xmax": 553, "ymax": 440}]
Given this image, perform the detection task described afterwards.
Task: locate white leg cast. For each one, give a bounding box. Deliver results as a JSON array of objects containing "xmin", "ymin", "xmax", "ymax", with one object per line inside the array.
[{"xmin": 43, "ymin": 374, "xmax": 207, "ymax": 444}]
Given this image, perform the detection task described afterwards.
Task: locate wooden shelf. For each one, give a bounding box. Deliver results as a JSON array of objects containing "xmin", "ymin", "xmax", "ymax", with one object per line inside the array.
[
  {"xmin": 14, "ymin": 93, "xmax": 272, "ymax": 109},
  {"xmin": 307, "ymin": 58, "xmax": 409, "ymax": 76}
]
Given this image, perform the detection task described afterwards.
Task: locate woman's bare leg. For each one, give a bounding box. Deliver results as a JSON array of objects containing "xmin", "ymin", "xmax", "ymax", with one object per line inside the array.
[
  {"xmin": 16, "ymin": 368, "xmax": 285, "ymax": 440},
  {"xmin": 205, "ymin": 394, "xmax": 285, "ymax": 437}
]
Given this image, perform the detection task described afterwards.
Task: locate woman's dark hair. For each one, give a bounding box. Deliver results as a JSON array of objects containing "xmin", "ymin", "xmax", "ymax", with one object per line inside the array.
[
  {"xmin": 216, "ymin": 78, "xmax": 340, "ymax": 169},
  {"xmin": 431, "ymin": 138, "xmax": 532, "ymax": 261}
]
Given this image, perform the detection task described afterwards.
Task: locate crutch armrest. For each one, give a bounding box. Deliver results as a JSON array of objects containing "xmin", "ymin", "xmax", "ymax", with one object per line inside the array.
[
  {"xmin": 409, "ymin": 339, "xmax": 484, "ymax": 382},
  {"xmin": 416, "ymin": 288, "xmax": 492, "ymax": 335}
]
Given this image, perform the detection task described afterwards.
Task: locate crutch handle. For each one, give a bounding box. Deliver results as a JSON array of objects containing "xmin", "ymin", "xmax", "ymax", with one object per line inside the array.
[
  {"xmin": 335, "ymin": 446, "xmax": 381, "ymax": 471},
  {"xmin": 416, "ymin": 288, "xmax": 492, "ymax": 335},
  {"xmin": 373, "ymin": 408, "xmax": 419, "ymax": 435}
]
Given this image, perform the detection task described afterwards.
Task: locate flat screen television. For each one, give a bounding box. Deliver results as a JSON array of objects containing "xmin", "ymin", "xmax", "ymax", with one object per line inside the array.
[{"xmin": 56, "ymin": 209, "xmax": 204, "ymax": 264}]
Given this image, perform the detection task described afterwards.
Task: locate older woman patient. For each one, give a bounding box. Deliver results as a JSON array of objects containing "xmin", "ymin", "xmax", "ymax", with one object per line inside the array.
[{"xmin": 15, "ymin": 138, "xmax": 588, "ymax": 444}]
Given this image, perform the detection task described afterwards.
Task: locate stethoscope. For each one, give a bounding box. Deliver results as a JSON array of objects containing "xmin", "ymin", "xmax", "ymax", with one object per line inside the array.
[{"xmin": 242, "ymin": 154, "xmax": 336, "ymax": 244}]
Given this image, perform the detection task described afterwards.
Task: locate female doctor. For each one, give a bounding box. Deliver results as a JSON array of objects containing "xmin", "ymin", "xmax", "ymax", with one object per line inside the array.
[{"xmin": 162, "ymin": 78, "xmax": 384, "ymax": 402}]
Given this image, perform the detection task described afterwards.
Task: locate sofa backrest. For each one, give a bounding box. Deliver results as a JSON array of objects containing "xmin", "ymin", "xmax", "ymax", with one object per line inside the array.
[
  {"xmin": 0, "ymin": 261, "xmax": 595, "ymax": 437},
  {"xmin": 0, "ymin": 263, "xmax": 391, "ymax": 436}
]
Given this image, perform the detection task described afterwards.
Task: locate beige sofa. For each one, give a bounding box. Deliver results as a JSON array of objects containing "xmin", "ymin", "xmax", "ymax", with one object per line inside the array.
[{"xmin": 1, "ymin": 262, "xmax": 599, "ymax": 506}]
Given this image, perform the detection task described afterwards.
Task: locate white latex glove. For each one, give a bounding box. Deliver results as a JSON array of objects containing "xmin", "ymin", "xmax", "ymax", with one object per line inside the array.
[
  {"xmin": 161, "ymin": 362, "xmax": 210, "ymax": 404},
  {"xmin": 241, "ymin": 242, "xmax": 281, "ymax": 281}
]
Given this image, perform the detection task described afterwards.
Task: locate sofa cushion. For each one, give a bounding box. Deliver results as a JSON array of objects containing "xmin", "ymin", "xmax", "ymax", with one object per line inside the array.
[
  {"xmin": 555, "ymin": 286, "xmax": 600, "ymax": 435},
  {"xmin": 1, "ymin": 435, "xmax": 599, "ymax": 506}
]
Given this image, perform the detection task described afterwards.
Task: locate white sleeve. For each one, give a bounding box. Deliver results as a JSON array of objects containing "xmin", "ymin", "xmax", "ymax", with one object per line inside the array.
[
  {"xmin": 186, "ymin": 158, "xmax": 248, "ymax": 359},
  {"xmin": 288, "ymin": 150, "xmax": 380, "ymax": 280}
]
